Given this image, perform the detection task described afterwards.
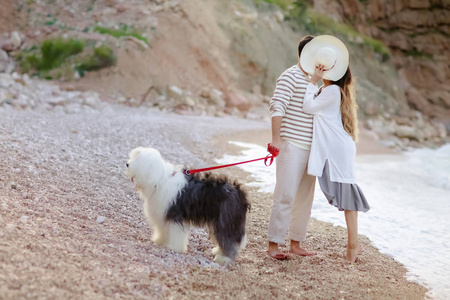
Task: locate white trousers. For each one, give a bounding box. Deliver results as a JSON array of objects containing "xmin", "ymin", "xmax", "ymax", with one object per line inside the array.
[{"xmin": 267, "ymin": 140, "xmax": 316, "ymax": 244}]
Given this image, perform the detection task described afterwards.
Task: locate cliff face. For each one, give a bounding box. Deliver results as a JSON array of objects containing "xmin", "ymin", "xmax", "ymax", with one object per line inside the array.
[
  {"xmin": 1, "ymin": 0, "xmax": 448, "ymax": 147},
  {"xmin": 313, "ymin": 0, "xmax": 450, "ymax": 125}
]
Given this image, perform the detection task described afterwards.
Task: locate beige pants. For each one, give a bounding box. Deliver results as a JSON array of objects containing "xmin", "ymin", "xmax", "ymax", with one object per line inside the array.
[{"xmin": 267, "ymin": 140, "xmax": 316, "ymax": 244}]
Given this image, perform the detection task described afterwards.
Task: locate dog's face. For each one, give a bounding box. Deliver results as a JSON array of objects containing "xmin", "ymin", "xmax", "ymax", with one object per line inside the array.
[{"xmin": 126, "ymin": 147, "xmax": 166, "ymax": 189}]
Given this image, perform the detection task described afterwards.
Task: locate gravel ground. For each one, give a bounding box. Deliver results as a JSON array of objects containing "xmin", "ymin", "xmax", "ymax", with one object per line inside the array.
[{"xmin": 0, "ymin": 106, "xmax": 427, "ymax": 299}]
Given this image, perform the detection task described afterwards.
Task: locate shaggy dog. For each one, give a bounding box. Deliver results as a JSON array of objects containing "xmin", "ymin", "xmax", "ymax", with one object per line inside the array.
[{"xmin": 126, "ymin": 147, "xmax": 250, "ymax": 264}]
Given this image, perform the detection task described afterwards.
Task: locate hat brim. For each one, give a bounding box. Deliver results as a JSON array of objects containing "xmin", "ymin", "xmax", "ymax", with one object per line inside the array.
[{"xmin": 300, "ymin": 35, "xmax": 349, "ymax": 81}]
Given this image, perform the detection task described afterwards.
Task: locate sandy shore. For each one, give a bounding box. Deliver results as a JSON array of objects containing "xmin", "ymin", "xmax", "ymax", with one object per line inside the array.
[{"xmin": 0, "ymin": 107, "xmax": 427, "ymax": 299}]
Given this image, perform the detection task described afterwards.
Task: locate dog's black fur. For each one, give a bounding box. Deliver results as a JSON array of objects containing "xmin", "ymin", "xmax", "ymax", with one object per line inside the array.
[{"xmin": 165, "ymin": 172, "xmax": 250, "ymax": 261}]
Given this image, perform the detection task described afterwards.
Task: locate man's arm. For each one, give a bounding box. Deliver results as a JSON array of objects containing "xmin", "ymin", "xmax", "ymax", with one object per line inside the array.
[{"xmin": 271, "ymin": 116, "xmax": 282, "ymax": 151}]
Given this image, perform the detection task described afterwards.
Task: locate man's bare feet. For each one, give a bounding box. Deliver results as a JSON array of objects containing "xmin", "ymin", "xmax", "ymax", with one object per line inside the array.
[
  {"xmin": 290, "ymin": 241, "xmax": 316, "ymax": 256},
  {"xmin": 346, "ymin": 244, "xmax": 363, "ymax": 263},
  {"xmin": 268, "ymin": 241, "xmax": 290, "ymax": 260}
]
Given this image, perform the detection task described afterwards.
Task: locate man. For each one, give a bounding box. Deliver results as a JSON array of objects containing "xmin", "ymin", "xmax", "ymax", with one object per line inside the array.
[{"xmin": 267, "ymin": 35, "xmax": 317, "ymax": 260}]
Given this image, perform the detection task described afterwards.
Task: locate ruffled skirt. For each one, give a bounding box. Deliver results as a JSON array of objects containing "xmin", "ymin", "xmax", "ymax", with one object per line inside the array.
[{"xmin": 318, "ymin": 161, "xmax": 370, "ymax": 212}]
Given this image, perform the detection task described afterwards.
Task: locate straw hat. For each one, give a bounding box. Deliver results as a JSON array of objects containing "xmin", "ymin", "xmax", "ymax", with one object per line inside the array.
[{"xmin": 300, "ymin": 35, "xmax": 349, "ymax": 81}]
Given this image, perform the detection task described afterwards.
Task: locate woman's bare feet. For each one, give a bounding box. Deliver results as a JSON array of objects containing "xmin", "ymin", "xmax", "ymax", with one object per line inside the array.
[
  {"xmin": 290, "ymin": 240, "xmax": 316, "ymax": 256},
  {"xmin": 346, "ymin": 244, "xmax": 363, "ymax": 263},
  {"xmin": 268, "ymin": 241, "xmax": 290, "ymax": 260}
]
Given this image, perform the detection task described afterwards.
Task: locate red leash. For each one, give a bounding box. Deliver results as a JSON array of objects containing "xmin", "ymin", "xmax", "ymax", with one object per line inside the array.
[{"xmin": 183, "ymin": 144, "xmax": 279, "ymax": 175}]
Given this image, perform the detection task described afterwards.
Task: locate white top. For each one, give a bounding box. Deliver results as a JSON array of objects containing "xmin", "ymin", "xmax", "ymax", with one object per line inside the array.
[
  {"xmin": 269, "ymin": 65, "xmax": 314, "ymax": 149},
  {"xmin": 303, "ymin": 83, "xmax": 356, "ymax": 184}
]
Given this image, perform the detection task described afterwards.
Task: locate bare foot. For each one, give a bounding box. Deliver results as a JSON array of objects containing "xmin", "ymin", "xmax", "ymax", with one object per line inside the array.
[
  {"xmin": 268, "ymin": 242, "xmax": 290, "ymax": 260},
  {"xmin": 347, "ymin": 244, "xmax": 363, "ymax": 263},
  {"xmin": 290, "ymin": 242, "xmax": 316, "ymax": 256}
]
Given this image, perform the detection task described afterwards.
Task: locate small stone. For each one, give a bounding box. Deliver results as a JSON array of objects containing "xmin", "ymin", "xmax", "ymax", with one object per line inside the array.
[
  {"xmin": 96, "ymin": 216, "xmax": 106, "ymax": 224},
  {"xmin": 10, "ymin": 31, "xmax": 22, "ymax": 49},
  {"xmin": 10, "ymin": 182, "xmax": 17, "ymax": 189}
]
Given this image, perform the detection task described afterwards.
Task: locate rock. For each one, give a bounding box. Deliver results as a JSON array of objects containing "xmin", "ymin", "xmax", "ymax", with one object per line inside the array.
[
  {"xmin": 96, "ymin": 216, "xmax": 107, "ymax": 224},
  {"xmin": 167, "ymin": 86, "xmax": 184, "ymax": 103},
  {"xmin": 47, "ymin": 96, "xmax": 70, "ymax": 107},
  {"xmin": 208, "ymin": 89, "xmax": 225, "ymax": 108},
  {"xmin": 10, "ymin": 31, "xmax": 22, "ymax": 50},
  {"xmin": 0, "ymin": 51, "xmax": 15, "ymax": 74},
  {"xmin": 64, "ymin": 103, "xmax": 82, "ymax": 114},
  {"xmin": 364, "ymin": 102, "xmax": 379, "ymax": 116},
  {"xmin": 19, "ymin": 216, "xmax": 29, "ymax": 223},
  {"xmin": 274, "ymin": 11, "xmax": 284, "ymax": 23},
  {"xmin": 432, "ymin": 120, "xmax": 448, "ymax": 139},
  {"xmin": 185, "ymin": 96, "xmax": 196, "ymax": 107},
  {"xmin": 226, "ymin": 92, "xmax": 252, "ymax": 111},
  {"xmin": 115, "ymin": 3, "xmax": 129, "ymax": 13},
  {"xmin": 10, "ymin": 182, "xmax": 17, "ymax": 189},
  {"xmin": 102, "ymin": 7, "xmax": 118, "ymax": 16},
  {"xmin": 395, "ymin": 125, "xmax": 423, "ymax": 142},
  {"xmin": 0, "ymin": 35, "xmax": 13, "ymax": 51}
]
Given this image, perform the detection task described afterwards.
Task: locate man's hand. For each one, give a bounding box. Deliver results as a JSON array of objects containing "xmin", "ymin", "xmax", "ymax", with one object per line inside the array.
[{"xmin": 267, "ymin": 143, "xmax": 280, "ymax": 157}]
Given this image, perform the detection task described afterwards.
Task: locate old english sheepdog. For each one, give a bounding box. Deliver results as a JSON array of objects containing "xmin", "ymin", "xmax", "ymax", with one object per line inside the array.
[{"xmin": 126, "ymin": 147, "xmax": 250, "ymax": 264}]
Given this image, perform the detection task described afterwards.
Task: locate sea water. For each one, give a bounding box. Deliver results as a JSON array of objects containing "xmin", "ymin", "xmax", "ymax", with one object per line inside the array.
[{"xmin": 216, "ymin": 142, "xmax": 450, "ymax": 299}]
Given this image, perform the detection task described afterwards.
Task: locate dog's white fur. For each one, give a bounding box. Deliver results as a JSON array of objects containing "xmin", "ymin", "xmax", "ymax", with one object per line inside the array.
[
  {"xmin": 127, "ymin": 147, "xmax": 188, "ymax": 251},
  {"xmin": 126, "ymin": 147, "xmax": 247, "ymax": 264}
]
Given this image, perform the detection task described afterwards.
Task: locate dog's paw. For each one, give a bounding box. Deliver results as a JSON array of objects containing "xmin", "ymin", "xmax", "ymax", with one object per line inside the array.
[
  {"xmin": 152, "ymin": 235, "xmax": 165, "ymax": 246},
  {"xmin": 214, "ymin": 254, "xmax": 234, "ymax": 264},
  {"xmin": 211, "ymin": 246, "xmax": 221, "ymax": 256}
]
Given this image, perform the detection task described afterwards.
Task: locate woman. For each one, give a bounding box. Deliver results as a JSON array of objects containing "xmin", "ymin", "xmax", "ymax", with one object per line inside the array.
[{"xmin": 300, "ymin": 35, "xmax": 370, "ymax": 263}]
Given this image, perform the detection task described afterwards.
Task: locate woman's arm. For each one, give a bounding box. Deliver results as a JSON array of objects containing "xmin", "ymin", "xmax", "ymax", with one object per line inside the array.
[
  {"xmin": 303, "ymin": 83, "xmax": 338, "ymax": 114},
  {"xmin": 302, "ymin": 63, "xmax": 339, "ymax": 114}
]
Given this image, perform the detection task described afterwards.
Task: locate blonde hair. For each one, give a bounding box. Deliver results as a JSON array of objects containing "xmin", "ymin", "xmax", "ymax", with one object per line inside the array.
[{"xmin": 333, "ymin": 67, "xmax": 359, "ymax": 142}]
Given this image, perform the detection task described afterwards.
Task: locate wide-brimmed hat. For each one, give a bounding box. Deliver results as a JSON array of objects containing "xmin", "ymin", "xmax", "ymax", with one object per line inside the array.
[{"xmin": 300, "ymin": 35, "xmax": 349, "ymax": 81}]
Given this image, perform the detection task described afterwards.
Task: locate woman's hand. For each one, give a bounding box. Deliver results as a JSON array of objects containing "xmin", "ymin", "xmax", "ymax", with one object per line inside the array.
[{"xmin": 310, "ymin": 64, "xmax": 324, "ymax": 85}]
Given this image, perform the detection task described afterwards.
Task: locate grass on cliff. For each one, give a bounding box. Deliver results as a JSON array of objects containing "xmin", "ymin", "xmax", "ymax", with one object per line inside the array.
[
  {"xmin": 16, "ymin": 37, "xmax": 116, "ymax": 80},
  {"xmin": 253, "ymin": 0, "xmax": 390, "ymax": 60},
  {"xmin": 253, "ymin": 0, "xmax": 293, "ymax": 10},
  {"xmin": 94, "ymin": 24, "xmax": 149, "ymax": 45},
  {"xmin": 298, "ymin": 8, "xmax": 390, "ymax": 59}
]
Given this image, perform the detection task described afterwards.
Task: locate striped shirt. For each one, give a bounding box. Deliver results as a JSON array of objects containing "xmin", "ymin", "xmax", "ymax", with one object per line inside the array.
[{"xmin": 269, "ymin": 65, "xmax": 313, "ymax": 148}]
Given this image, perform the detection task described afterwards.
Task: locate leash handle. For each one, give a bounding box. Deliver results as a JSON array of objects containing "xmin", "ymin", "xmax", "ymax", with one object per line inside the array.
[{"xmin": 267, "ymin": 143, "xmax": 279, "ymax": 157}]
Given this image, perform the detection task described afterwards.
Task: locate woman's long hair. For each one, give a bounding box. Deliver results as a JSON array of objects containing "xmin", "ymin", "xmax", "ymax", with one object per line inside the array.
[{"xmin": 332, "ymin": 67, "xmax": 358, "ymax": 141}]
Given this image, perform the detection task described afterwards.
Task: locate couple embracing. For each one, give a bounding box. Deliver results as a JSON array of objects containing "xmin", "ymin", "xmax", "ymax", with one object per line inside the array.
[{"xmin": 267, "ymin": 35, "xmax": 370, "ymax": 263}]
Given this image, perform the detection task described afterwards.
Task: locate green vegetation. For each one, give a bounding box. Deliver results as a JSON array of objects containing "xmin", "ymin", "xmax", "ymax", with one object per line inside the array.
[
  {"xmin": 21, "ymin": 38, "xmax": 85, "ymax": 72},
  {"xmin": 251, "ymin": 0, "xmax": 390, "ymax": 60},
  {"xmin": 253, "ymin": 0, "xmax": 294, "ymax": 11},
  {"xmin": 16, "ymin": 37, "xmax": 116, "ymax": 80},
  {"xmin": 77, "ymin": 45, "xmax": 117, "ymax": 73},
  {"xmin": 94, "ymin": 24, "xmax": 149, "ymax": 45},
  {"xmin": 291, "ymin": 8, "xmax": 390, "ymax": 59},
  {"xmin": 405, "ymin": 49, "xmax": 432, "ymax": 60}
]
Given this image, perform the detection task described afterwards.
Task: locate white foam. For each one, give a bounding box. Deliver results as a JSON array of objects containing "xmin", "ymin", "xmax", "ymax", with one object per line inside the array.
[{"xmin": 216, "ymin": 142, "xmax": 450, "ymax": 299}]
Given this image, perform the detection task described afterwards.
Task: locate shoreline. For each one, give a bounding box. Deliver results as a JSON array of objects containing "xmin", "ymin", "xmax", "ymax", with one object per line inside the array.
[{"xmin": 211, "ymin": 126, "xmax": 429, "ymax": 299}]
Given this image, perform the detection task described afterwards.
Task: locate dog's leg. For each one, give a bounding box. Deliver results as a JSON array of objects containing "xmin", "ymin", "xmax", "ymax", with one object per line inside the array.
[
  {"xmin": 212, "ymin": 230, "xmax": 238, "ymax": 264},
  {"xmin": 164, "ymin": 223, "xmax": 189, "ymax": 253},
  {"xmin": 208, "ymin": 227, "xmax": 222, "ymax": 256},
  {"xmin": 239, "ymin": 233, "xmax": 248, "ymax": 250},
  {"xmin": 213, "ymin": 242, "xmax": 237, "ymax": 264},
  {"xmin": 151, "ymin": 225, "xmax": 167, "ymax": 246}
]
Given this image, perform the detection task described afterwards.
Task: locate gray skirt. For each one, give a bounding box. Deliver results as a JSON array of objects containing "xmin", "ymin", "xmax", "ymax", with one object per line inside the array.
[{"xmin": 318, "ymin": 161, "xmax": 370, "ymax": 212}]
